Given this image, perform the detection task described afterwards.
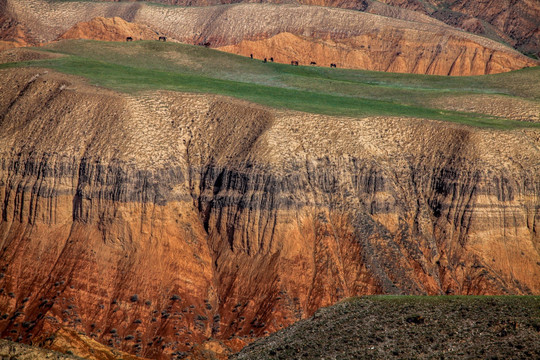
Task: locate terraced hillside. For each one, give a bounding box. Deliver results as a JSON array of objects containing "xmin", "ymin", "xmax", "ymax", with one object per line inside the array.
[
  {"xmin": 0, "ymin": 41, "xmax": 539, "ymax": 359},
  {"xmin": 1, "ymin": 0, "xmax": 537, "ymax": 74}
]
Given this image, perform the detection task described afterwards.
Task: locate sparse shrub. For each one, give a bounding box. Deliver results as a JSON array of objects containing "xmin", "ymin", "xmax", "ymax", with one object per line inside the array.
[
  {"xmin": 145, "ymin": 300, "xmax": 152, "ymax": 306},
  {"xmin": 130, "ymin": 294, "xmax": 139, "ymax": 302},
  {"xmin": 133, "ymin": 319, "xmax": 142, "ymax": 324},
  {"xmin": 406, "ymin": 314, "xmax": 425, "ymax": 324},
  {"xmin": 170, "ymin": 294, "xmax": 181, "ymax": 301},
  {"xmin": 125, "ymin": 335, "xmax": 135, "ymax": 340}
]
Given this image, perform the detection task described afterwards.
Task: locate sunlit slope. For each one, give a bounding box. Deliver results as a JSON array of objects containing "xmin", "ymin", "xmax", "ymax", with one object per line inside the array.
[
  {"xmin": 2, "ymin": 1, "xmax": 537, "ymax": 75},
  {"xmin": 2, "ymin": 40, "xmax": 539, "ymax": 128}
]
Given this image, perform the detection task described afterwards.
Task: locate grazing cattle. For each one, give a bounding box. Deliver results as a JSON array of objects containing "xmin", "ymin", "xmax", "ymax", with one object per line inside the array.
[
  {"xmin": 270, "ymin": 57, "xmax": 274, "ymax": 62},
  {"xmin": 291, "ymin": 60, "xmax": 299, "ymax": 66},
  {"xmin": 310, "ymin": 61, "xmax": 316, "ymax": 65},
  {"xmin": 126, "ymin": 37, "xmax": 133, "ymax": 42},
  {"xmin": 330, "ymin": 63, "xmax": 337, "ymax": 68},
  {"xmin": 159, "ymin": 36, "xmax": 167, "ymax": 42},
  {"xmin": 263, "ymin": 58, "xmax": 267, "ymax": 63},
  {"xmin": 250, "ymin": 54, "xmax": 253, "ymax": 59}
]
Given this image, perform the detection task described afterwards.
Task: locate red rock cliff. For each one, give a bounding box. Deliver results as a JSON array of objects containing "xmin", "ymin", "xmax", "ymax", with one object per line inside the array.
[{"xmin": 0, "ymin": 68, "xmax": 539, "ymax": 358}]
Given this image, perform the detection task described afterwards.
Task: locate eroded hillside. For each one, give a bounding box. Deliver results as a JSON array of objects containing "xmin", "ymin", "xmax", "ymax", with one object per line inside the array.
[
  {"xmin": 1, "ymin": 0, "xmax": 537, "ymax": 75},
  {"xmin": 0, "ymin": 66, "xmax": 539, "ymax": 358},
  {"xmin": 84, "ymin": 0, "xmax": 540, "ymax": 57}
]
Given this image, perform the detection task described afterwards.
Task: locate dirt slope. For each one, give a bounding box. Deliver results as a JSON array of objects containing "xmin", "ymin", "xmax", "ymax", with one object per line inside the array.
[
  {"xmin": 59, "ymin": 16, "xmax": 160, "ymax": 42},
  {"xmin": 1, "ymin": 67, "xmax": 539, "ymax": 359},
  {"xmin": 234, "ymin": 296, "xmax": 540, "ymax": 359},
  {"xmin": 94, "ymin": 0, "xmax": 540, "ymax": 57},
  {"xmin": 380, "ymin": 0, "xmax": 540, "ymax": 58},
  {"xmin": 2, "ymin": 0, "xmax": 537, "ymax": 75},
  {"xmin": 0, "ymin": 338, "xmax": 82, "ymax": 359}
]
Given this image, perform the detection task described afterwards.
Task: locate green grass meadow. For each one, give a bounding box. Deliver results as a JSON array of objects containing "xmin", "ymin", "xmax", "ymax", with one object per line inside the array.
[{"xmin": 2, "ymin": 40, "xmax": 539, "ymax": 129}]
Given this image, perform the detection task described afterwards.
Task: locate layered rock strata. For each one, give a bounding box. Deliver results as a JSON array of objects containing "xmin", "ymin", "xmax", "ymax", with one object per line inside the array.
[{"xmin": 0, "ymin": 68, "xmax": 539, "ymax": 358}]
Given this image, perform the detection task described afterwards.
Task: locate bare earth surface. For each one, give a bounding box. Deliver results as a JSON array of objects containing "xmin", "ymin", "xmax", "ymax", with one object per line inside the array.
[{"xmin": 87, "ymin": 0, "xmax": 540, "ymax": 57}]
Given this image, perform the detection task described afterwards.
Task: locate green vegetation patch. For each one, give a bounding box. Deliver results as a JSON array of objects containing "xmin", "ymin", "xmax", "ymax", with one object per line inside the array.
[
  {"xmin": 3, "ymin": 40, "xmax": 539, "ymax": 129},
  {"xmin": 235, "ymin": 296, "xmax": 540, "ymax": 360}
]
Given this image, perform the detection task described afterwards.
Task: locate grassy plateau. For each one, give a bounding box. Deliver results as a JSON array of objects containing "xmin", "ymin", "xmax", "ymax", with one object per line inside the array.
[{"xmin": 2, "ymin": 39, "xmax": 539, "ymax": 129}]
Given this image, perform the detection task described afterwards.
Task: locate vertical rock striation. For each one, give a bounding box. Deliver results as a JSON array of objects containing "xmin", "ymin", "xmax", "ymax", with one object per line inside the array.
[{"xmin": 0, "ymin": 69, "xmax": 539, "ymax": 358}]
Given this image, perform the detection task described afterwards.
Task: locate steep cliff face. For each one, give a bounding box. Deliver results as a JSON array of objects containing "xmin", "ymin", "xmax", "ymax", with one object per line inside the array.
[
  {"xmin": 2, "ymin": 0, "xmax": 536, "ymax": 75},
  {"xmin": 0, "ymin": 68, "xmax": 539, "ymax": 359},
  {"xmin": 217, "ymin": 31, "xmax": 532, "ymax": 75}
]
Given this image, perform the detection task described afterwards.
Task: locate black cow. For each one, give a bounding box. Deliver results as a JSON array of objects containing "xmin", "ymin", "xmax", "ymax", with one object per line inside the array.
[
  {"xmin": 270, "ymin": 57, "xmax": 274, "ymax": 62},
  {"xmin": 310, "ymin": 61, "xmax": 316, "ymax": 65},
  {"xmin": 330, "ymin": 63, "xmax": 337, "ymax": 68},
  {"xmin": 250, "ymin": 54, "xmax": 253, "ymax": 59},
  {"xmin": 126, "ymin": 37, "xmax": 133, "ymax": 42},
  {"xmin": 263, "ymin": 58, "xmax": 267, "ymax": 63},
  {"xmin": 159, "ymin": 36, "xmax": 167, "ymax": 42}
]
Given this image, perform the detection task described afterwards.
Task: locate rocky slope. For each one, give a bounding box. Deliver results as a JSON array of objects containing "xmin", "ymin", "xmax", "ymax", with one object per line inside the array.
[
  {"xmin": 381, "ymin": 0, "xmax": 540, "ymax": 58},
  {"xmin": 0, "ymin": 338, "xmax": 82, "ymax": 359},
  {"xmin": 1, "ymin": 0, "xmax": 536, "ymax": 75},
  {"xmin": 0, "ymin": 67, "xmax": 539, "ymax": 358},
  {"xmin": 234, "ymin": 296, "xmax": 540, "ymax": 359}
]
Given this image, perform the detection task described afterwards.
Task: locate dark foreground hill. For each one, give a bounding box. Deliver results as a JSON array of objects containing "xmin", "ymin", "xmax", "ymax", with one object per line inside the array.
[
  {"xmin": 234, "ymin": 296, "xmax": 540, "ymax": 360},
  {"xmin": 0, "ymin": 338, "xmax": 82, "ymax": 359}
]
